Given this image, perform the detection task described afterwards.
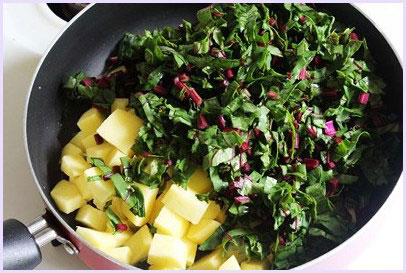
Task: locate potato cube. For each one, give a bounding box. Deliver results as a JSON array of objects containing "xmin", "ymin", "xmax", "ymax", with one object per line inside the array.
[
  {"xmin": 155, "ymin": 207, "xmax": 190, "ymax": 238},
  {"xmin": 61, "ymin": 143, "xmax": 82, "ymax": 158},
  {"xmin": 85, "ymin": 167, "xmax": 115, "ymax": 205},
  {"xmin": 124, "ymin": 225, "xmax": 153, "ymax": 264},
  {"xmin": 162, "ymin": 185, "xmax": 209, "ymax": 224},
  {"xmin": 147, "ymin": 234, "xmax": 187, "ymax": 269},
  {"xmin": 76, "ymin": 227, "xmax": 132, "ymax": 250},
  {"xmin": 122, "ymin": 183, "xmax": 158, "ymax": 226},
  {"xmin": 219, "ymin": 255, "xmax": 241, "ymax": 270},
  {"xmin": 215, "ymin": 206, "xmax": 227, "ymax": 224},
  {"xmin": 70, "ymin": 174, "xmax": 92, "ymax": 200},
  {"xmin": 186, "ymin": 219, "xmax": 221, "ymax": 245},
  {"xmin": 188, "ymin": 248, "xmax": 226, "ymax": 270},
  {"xmin": 148, "ymin": 264, "xmax": 182, "ymax": 270},
  {"xmin": 202, "ymin": 201, "xmax": 221, "ymax": 220},
  {"xmin": 105, "ymin": 148, "xmax": 127, "ymax": 167},
  {"xmin": 240, "ymin": 259, "xmax": 270, "ymax": 270},
  {"xmin": 127, "ymin": 109, "xmax": 136, "ymax": 116},
  {"xmin": 51, "ymin": 180, "xmax": 85, "ymax": 214},
  {"xmin": 70, "ymin": 131, "xmax": 91, "ymax": 151},
  {"xmin": 148, "ymin": 182, "xmax": 172, "ymax": 225},
  {"xmin": 102, "ymin": 246, "xmax": 132, "ymax": 264},
  {"xmin": 111, "ymin": 197, "xmax": 127, "ymax": 221},
  {"xmin": 111, "ymin": 98, "xmax": 129, "ymax": 113},
  {"xmin": 75, "ymin": 204, "xmax": 107, "ymax": 231},
  {"xmin": 61, "ymin": 155, "xmax": 91, "ymax": 177},
  {"xmin": 86, "ymin": 143, "xmax": 114, "ymax": 163},
  {"xmin": 181, "ymin": 238, "xmax": 198, "ymax": 267},
  {"xmin": 81, "ymin": 134, "xmax": 97, "ymax": 149},
  {"xmin": 187, "ymin": 168, "xmax": 213, "ymax": 194},
  {"xmin": 96, "ymin": 109, "xmax": 143, "ymax": 154},
  {"xmin": 77, "ymin": 108, "xmax": 105, "ymax": 134}
]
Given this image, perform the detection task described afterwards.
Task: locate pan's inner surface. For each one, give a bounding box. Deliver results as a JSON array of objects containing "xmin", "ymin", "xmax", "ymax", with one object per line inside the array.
[{"xmin": 26, "ymin": 3, "xmax": 402, "ymax": 268}]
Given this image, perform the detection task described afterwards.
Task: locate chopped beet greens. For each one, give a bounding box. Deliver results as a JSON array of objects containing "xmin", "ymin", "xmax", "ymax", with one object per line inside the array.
[{"xmin": 63, "ymin": 3, "xmax": 401, "ymax": 269}]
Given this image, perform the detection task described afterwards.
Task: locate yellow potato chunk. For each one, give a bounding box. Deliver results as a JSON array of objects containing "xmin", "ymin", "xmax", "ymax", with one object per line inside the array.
[
  {"xmin": 61, "ymin": 155, "xmax": 91, "ymax": 177},
  {"xmin": 122, "ymin": 183, "xmax": 158, "ymax": 226},
  {"xmin": 85, "ymin": 167, "xmax": 115, "ymax": 205},
  {"xmin": 70, "ymin": 174, "xmax": 92, "ymax": 200},
  {"xmin": 111, "ymin": 197, "xmax": 127, "ymax": 221},
  {"xmin": 240, "ymin": 259, "xmax": 270, "ymax": 270},
  {"xmin": 77, "ymin": 108, "xmax": 105, "ymax": 134},
  {"xmin": 127, "ymin": 109, "xmax": 136, "ymax": 115},
  {"xmin": 187, "ymin": 168, "xmax": 213, "ymax": 194},
  {"xmin": 61, "ymin": 143, "xmax": 82, "ymax": 158},
  {"xmin": 75, "ymin": 204, "xmax": 107, "ymax": 231},
  {"xmin": 181, "ymin": 238, "xmax": 198, "ymax": 267},
  {"xmin": 202, "ymin": 201, "xmax": 221, "ymax": 220},
  {"xmin": 96, "ymin": 109, "xmax": 143, "ymax": 154},
  {"xmin": 188, "ymin": 248, "xmax": 226, "ymax": 270},
  {"xmin": 219, "ymin": 255, "xmax": 241, "ymax": 270},
  {"xmin": 102, "ymin": 246, "xmax": 132, "ymax": 264},
  {"xmin": 124, "ymin": 225, "xmax": 153, "ymax": 264},
  {"xmin": 162, "ymin": 185, "xmax": 209, "ymax": 224},
  {"xmin": 148, "ymin": 264, "xmax": 181, "ymax": 270},
  {"xmin": 51, "ymin": 180, "xmax": 85, "ymax": 214},
  {"xmin": 76, "ymin": 227, "xmax": 132, "ymax": 250},
  {"xmin": 148, "ymin": 182, "xmax": 172, "ymax": 225},
  {"xmin": 186, "ymin": 219, "xmax": 221, "ymax": 245},
  {"xmin": 155, "ymin": 207, "xmax": 190, "ymax": 238},
  {"xmin": 147, "ymin": 234, "xmax": 187, "ymax": 269},
  {"xmin": 86, "ymin": 143, "xmax": 114, "ymax": 163},
  {"xmin": 111, "ymin": 98, "xmax": 129, "ymax": 113},
  {"xmin": 70, "ymin": 131, "xmax": 91, "ymax": 151},
  {"xmin": 105, "ymin": 148, "xmax": 127, "ymax": 167},
  {"xmin": 215, "ymin": 206, "xmax": 227, "ymax": 224},
  {"xmin": 81, "ymin": 133, "xmax": 98, "ymax": 150}
]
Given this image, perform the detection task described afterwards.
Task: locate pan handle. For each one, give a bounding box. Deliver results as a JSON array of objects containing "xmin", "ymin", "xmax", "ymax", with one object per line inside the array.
[{"xmin": 3, "ymin": 216, "xmax": 78, "ymax": 270}]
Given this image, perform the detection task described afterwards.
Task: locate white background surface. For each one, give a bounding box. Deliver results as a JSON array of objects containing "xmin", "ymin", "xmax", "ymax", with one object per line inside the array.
[{"xmin": 3, "ymin": 3, "xmax": 403, "ymax": 270}]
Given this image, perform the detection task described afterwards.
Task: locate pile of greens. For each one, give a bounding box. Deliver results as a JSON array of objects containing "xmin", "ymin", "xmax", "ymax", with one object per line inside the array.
[{"xmin": 64, "ymin": 3, "xmax": 401, "ymax": 269}]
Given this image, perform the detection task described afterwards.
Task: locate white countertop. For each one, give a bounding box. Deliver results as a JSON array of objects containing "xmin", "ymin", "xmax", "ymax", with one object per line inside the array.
[{"xmin": 3, "ymin": 3, "xmax": 403, "ymax": 270}]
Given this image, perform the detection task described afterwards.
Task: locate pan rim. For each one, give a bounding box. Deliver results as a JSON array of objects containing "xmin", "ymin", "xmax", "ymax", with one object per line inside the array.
[{"xmin": 23, "ymin": 3, "xmax": 403, "ymax": 270}]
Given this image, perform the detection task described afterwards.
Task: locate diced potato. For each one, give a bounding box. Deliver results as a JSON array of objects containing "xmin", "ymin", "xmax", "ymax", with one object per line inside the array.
[
  {"xmin": 147, "ymin": 234, "xmax": 187, "ymax": 269},
  {"xmin": 202, "ymin": 201, "xmax": 221, "ymax": 220},
  {"xmin": 148, "ymin": 264, "xmax": 182, "ymax": 270},
  {"xmin": 85, "ymin": 167, "xmax": 115, "ymax": 205},
  {"xmin": 111, "ymin": 98, "xmax": 129, "ymax": 113},
  {"xmin": 76, "ymin": 227, "xmax": 132, "ymax": 250},
  {"xmin": 219, "ymin": 255, "xmax": 241, "ymax": 270},
  {"xmin": 51, "ymin": 180, "xmax": 85, "ymax": 214},
  {"xmin": 111, "ymin": 197, "xmax": 127, "ymax": 221},
  {"xmin": 96, "ymin": 109, "xmax": 143, "ymax": 154},
  {"xmin": 86, "ymin": 143, "xmax": 114, "ymax": 163},
  {"xmin": 70, "ymin": 131, "xmax": 91, "ymax": 151},
  {"xmin": 186, "ymin": 219, "xmax": 221, "ymax": 245},
  {"xmin": 148, "ymin": 182, "xmax": 172, "ymax": 225},
  {"xmin": 81, "ymin": 134, "xmax": 97, "ymax": 149},
  {"xmin": 61, "ymin": 143, "xmax": 82, "ymax": 158},
  {"xmin": 127, "ymin": 109, "xmax": 136, "ymax": 115},
  {"xmin": 61, "ymin": 155, "xmax": 91, "ymax": 177},
  {"xmin": 162, "ymin": 185, "xmax": 209, "ymax": 224},
  {"xmin": 124, "ymin": 225, "xmax": 153, "ymax": 264},
  {"xmin": 122, "ymin": 183, "xmax": 158, "ymax": 226},
  {"xmin": 240, "ymin": 259, "xmax": 270, "ymax": 270},
  {"xmin": 187, "ymin": 168, "xmax": 213, "ymax": 194},
  {"xmin": 155, "ymin": 207, "xmax": 190, "ymax": 238},
  {"xmin": 105, "ymin": 148, "xmax": 127, "ymax": 167},
  {"xmin": 188, "ymin": 248, "xmax": 226, "ymax": 270},
  {"xmin": 181, "ymin": 238, "xmax": 198, "ymax": 267},
  {"xmin": 215, "ymin": 206, "xmax": 227, "ymax": 224},
  {"xmin": 75, "ymin": 204, "xmax": 108, "ymax": 231},
  {"xmin": 77, "ymin": 108, "xmax": 105, "ymax": 134},
  {"xmin": 102, "ymin": 246, "xmax": 132, "ymax": 264},
  {"xmin": 70, "ymin": 174, "xmax": 92, "ymax": 200}
]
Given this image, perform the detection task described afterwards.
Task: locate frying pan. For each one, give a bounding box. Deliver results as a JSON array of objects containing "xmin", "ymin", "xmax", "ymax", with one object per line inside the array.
[{"xmin": 3, "ymin": 3, "xmax": 403, "ymax": 270}]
